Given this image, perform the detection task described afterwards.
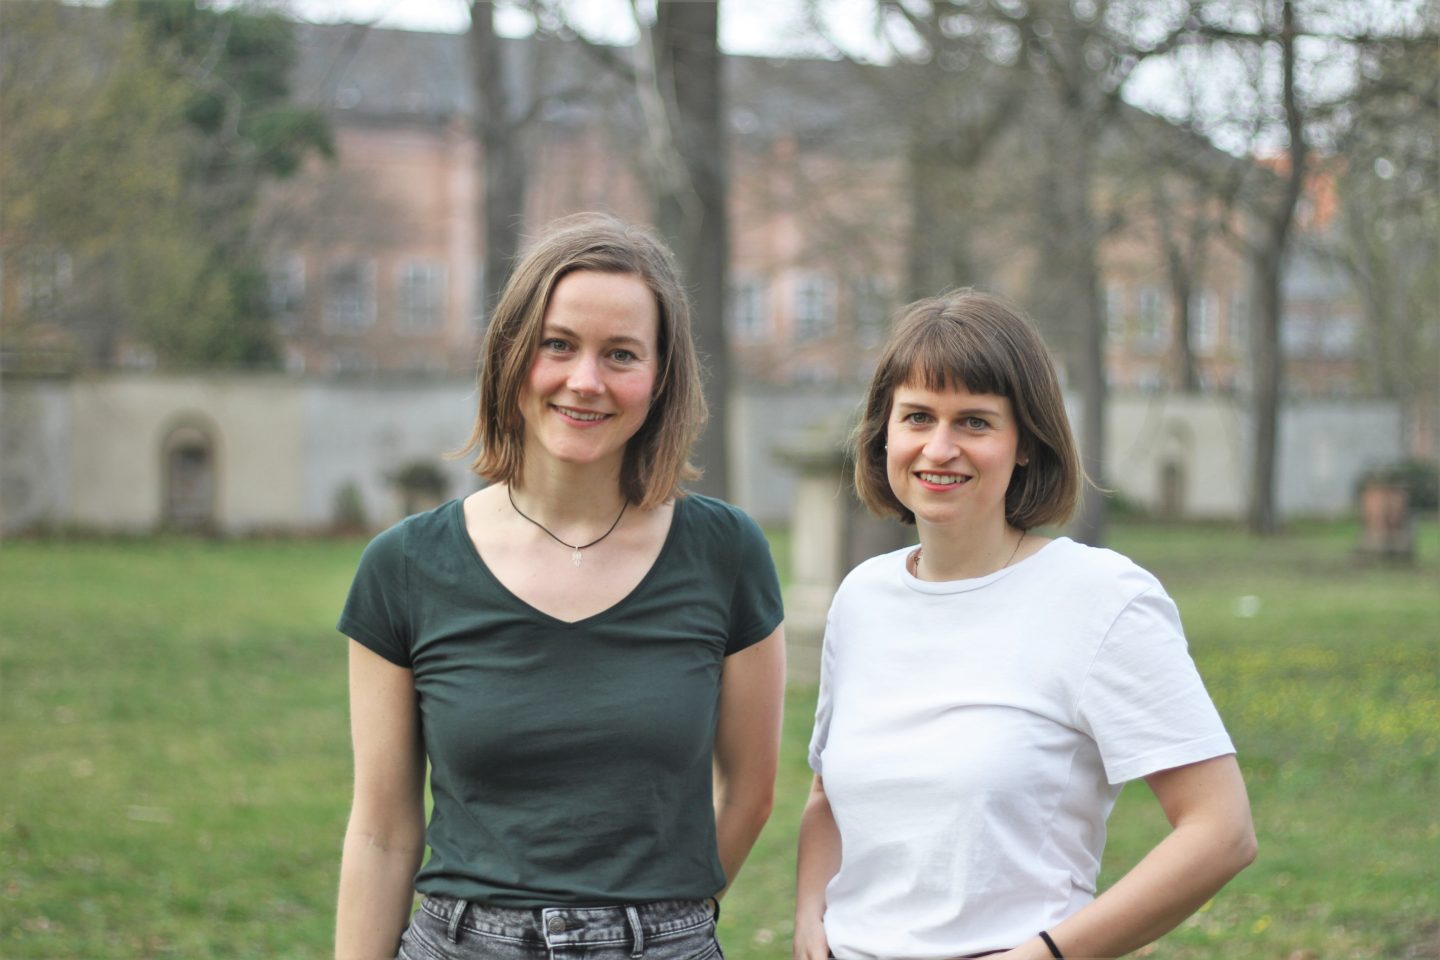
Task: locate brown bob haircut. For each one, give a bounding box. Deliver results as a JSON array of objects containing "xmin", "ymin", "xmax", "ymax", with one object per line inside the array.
[
  {"xmin": 460, "ymin": 213, "xmax": 706, "ymax": 508},
  {"xmin": 852, "ymin": 288, "xmax": 1081, "ymax": 530}
]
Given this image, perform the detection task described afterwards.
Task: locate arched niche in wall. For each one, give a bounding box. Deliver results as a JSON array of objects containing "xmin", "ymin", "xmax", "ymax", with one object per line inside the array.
[
  {"xmin": 161, "ymin": 418, "xmax": 220, "ymax": 531},
  {"xmin": 1158, "ymin": 419, "xmax": 1195, "ymax": 520}
]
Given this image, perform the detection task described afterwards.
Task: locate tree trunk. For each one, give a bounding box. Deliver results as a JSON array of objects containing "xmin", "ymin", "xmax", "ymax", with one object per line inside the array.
[
  {"xmin": 1247, "ymin": 232, "xmax": 1284, "ymax": 535},
  {"xmin": 1147, "ymin": 173, "xmax": 1208, "ymax": 393},
  {"xmin": 650, "ymin": 1, "xmax": 729, "ymax": 499},
  {"xmin": 1246, "ymin": 0, "xmax": 1305, "ymax": 536},
  {"xmin": 469, "ymin": 2, "xmax": 527, "ymax": 321},
  {"xmin": 1054, "ymin": 101, "xmax": 1109, "ymax": 545},
  {"xmin": 1169, "ymin": 274, "xmax": 1200, "ymax": 392}
]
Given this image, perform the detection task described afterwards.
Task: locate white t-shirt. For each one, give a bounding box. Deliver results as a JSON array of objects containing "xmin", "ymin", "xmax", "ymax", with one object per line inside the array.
[{"xmin": 808, "ymin": 537, "xmax": 1235, "ymax": 960}]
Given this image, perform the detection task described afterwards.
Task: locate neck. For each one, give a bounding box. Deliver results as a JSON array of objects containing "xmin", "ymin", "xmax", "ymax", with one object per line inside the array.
[
  {"xmin": 512, "ymin": 455, "xmax": 628, "ymax": 529},
  {"xmin": 914, "ymin": 518, "xmax": 1024, "ymax": 581}
]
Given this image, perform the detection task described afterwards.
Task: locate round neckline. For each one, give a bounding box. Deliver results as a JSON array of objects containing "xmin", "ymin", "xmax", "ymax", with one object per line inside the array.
[{"xmin": 899, "ymin": 536, "xmax": 1069, "ymax": 594}]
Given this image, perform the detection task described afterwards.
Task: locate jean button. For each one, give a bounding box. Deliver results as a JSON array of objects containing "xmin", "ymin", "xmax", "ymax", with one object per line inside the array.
[{"xmin": 547, "ymin": 916, "xmax": 566, "ymax": 934}]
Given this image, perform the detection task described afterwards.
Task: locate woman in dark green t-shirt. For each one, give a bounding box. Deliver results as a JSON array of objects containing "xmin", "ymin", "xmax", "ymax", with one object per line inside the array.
[{"xmin": 335, "ymin": 215, "xmax": 786, "ymax": 960}]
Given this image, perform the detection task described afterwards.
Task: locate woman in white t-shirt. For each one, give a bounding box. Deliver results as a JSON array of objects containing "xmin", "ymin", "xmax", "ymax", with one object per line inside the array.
[{"xmin": 794, "ymin": 290, "xmax": 1255, "ymax": 960}]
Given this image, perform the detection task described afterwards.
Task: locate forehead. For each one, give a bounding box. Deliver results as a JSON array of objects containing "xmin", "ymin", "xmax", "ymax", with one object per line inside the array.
[
  {"xmin": 545, "ymin": 270, "xmax": 657, "ymax": 325},
  {"xmin": 891, "ymin": 379, "xmax": 1011, "ymax": 412}
]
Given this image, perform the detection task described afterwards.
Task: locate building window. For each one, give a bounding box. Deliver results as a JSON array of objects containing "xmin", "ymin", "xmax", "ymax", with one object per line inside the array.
[
  {"xmin": 1229, "ymin": 290, "xmax": 1248, "ymax": 348},
  {"xmin": 325, "ymin": 259, "xmax": 376, "ymax": 333},
  {"xmin": 1105, "ymin": 282, "xmax": 1127, "ymax": 343},
  {"xmin": 1191, "ymin": 288, "xmax": 1217, "ymax": 354},
  {"xmin": 794, "ymin": 272, "xmax": 836, "ymax": 340},
  {"xmin": 1135, "ymin": 286, "xmax": 1166, "ymax": 351},
  {"xmin": 396, "ymin": 261, "xmax": 446, "ymax": 333},
  {"xmin": 1320, "ymin": 312, "xmax": 1360, "ymax": 358},
  {"xmin": 851, "ymin": 275, "xmax": 890, "ymax": 347},
  {"xmin": 728, "ymin": 275, "xmax": 767, "ymax": 341},
  {"xmin": 1282, "ymin": 310, "xmax": 1317, "ymax": 357},
  {"xmin": 18, "ymin": 248, "xmax": 73, "ymax": 318},
  {"xmin": 268, "ymin": 253, "xmax": 305, "ymax": 333}
]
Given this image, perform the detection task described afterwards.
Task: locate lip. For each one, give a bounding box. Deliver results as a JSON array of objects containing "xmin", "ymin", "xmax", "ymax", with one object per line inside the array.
[
  {"xmin": 914, "ymin": 471, "xmax": 970, "ymax": 491},
  {"xmin": 551, "ymin": 404, "xmax": 612, "ymax": 425}
]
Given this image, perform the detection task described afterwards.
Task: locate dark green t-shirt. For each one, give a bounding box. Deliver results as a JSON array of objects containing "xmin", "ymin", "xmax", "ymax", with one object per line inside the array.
[{"xmin": 337, "ymin": 493, "xmax": 783, "ymax": 906}]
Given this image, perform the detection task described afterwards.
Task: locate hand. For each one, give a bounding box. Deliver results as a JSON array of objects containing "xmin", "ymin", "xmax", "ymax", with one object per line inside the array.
[{"xmin": 792, "ymin": 915, "xmax": 830, "ymax": 960}]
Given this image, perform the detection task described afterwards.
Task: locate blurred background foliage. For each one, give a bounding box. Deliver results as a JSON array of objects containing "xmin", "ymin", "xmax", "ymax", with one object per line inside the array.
[{"xmin": 0, "ymin": 0, "xmax": 331, "ymax": 368}]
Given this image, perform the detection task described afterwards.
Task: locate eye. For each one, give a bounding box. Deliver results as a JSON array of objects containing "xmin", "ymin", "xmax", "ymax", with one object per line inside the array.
[
  {"xmin": 901, "ymin": 411, "xmax": 932, "ymax": 425},
  {"xmin": 540, "ymin": 337, "xmax": 570, "ymax": 352},
  {"xmin": 963, "ymin": 416, "xmax": 990, "ymax": 430},
  {"xmin": 609, "ymin": 348, "xmax": 638, "ymax": 363}
]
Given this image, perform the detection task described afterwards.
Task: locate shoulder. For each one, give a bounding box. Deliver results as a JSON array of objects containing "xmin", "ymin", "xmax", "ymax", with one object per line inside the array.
[
  {"xmin": 832, "ymin": 545, "xmax": 909, "ymax": 601},
  {"xmin": 358, "ymin": 499, "xmax": 460, "ymax": 567},
  {"xmin": 1035, "ymin": 537, "xmax": 1165, "ymax": 601},
  {"xmin": 675, "ymin": 492, "xmax": 768, "ymax": 544}
]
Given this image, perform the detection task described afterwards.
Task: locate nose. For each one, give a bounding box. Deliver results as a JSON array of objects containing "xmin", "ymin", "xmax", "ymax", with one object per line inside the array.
[
  {"xmin": 921, "ymin": 428, "xmax": 959, "ymax": 464},
  {"xmin": 566, "ymin": 353, "xmax": 603, "ymax": 395}
]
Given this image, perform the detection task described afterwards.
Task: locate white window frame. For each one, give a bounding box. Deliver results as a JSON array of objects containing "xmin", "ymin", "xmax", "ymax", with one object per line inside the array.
[
  {"xmin": 1229, "ymin": 290, "xmax": 1248, "ymax": 348},
  {"xmin": 1135, "ymin": 286, "xmax": 1167, "ymax": 351},
  {"xmin": 1105, "ymin": 282, "xmax": 1127, "ymax": 343},
  {"xmin": 268, "ymin": 253, "xmax": 306, "ymax": 334},
  {"xmin": 1320, "ymin": 312, "xmax": 1360, "ymax": 358},
  {"xmin": 1282, "ymin": 310, "xmax": 1314, "ymax": 357},
  {"xmin": 325, "ymin": 258, "xmax": 376, "ymax": 334},
  {"xmin": 793, "ymin": 271, "xmax": 836, "ymax": 340},
  {"xmin": 728, "ymin": 275, "xmax": 767, "ymax": 341},
  {"xmin": 18, "ymin": 248, "xmax": 73, "ymax": 317},
  {"xmin": 396, "ymin": 261, "xmax": 446, "ymax": 334},
  {"xmin": 1190, "ymin": 288, "xmax": 1217, "ymax": 354}
]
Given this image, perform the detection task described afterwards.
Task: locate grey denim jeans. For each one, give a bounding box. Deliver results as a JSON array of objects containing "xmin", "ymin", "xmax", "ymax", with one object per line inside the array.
[{"xmin": 397, "ymin": 895, "xmax": 723, "ymax": 960}]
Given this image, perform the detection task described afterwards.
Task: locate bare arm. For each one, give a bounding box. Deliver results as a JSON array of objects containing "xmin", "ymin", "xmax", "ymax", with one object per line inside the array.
[
  {"xmin": 712, "ymin": 626, "xmax": 786, "ymax": 896},
  {"xmin": 998, "ymin": 754, "xmax": 1256, "ymax": 960},
  {"xmin": 335, "ymin": 640, "xmax": 427, "ymax": 960},
  {"xmin": 793, "ymin": 774, "xmax": 841, "ymax": 960}
]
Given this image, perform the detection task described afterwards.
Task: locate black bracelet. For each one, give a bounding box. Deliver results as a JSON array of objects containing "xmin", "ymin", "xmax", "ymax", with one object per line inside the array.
[{"xmin": 1038, "ymin": 930, "xmax": 1064, "ymax": 959}]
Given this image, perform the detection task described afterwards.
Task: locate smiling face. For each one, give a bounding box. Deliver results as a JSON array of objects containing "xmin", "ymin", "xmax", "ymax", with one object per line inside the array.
[
  {"xmin": 518, "ymin": 270, "xmax": 660, "ymax": 478},
  {"xmin": 885, "ymin": 380, "xmax": 1024, "ymax": 533}
]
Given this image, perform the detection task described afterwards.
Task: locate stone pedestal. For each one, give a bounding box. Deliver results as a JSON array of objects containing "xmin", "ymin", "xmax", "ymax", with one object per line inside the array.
[
  {"xmin": 774, "ymin": 418, "xmax": 911, "ymax": 684},
  {"xmin": 1357, "ymin": 479, "xmax": 1414, "ymax": 562}
]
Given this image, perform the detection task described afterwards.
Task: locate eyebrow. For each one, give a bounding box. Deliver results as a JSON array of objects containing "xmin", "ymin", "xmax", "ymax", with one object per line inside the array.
[{"xmin": 893, "ymin": 399, "xmax": 1006, "ymax": 418}]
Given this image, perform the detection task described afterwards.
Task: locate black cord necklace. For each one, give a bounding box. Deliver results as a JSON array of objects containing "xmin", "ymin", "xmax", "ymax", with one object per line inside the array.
[{"xmin": 507, "ymin": 485, "xmax": 628, "ymax": 568}]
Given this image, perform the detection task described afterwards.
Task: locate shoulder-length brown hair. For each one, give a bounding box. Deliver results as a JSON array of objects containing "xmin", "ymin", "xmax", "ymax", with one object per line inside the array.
[
  {"xmin": 458, "ymin": 213, "xmax": 705, "ymax": 508},
  {"xmin": 852, "ymin": 289, "xmax": 1081, "ymax": 530}
]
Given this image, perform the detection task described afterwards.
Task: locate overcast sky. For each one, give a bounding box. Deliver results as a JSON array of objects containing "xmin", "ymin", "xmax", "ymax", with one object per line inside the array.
[
  {"xmin": 282, "ymin": 0, "xmax": 1191, "ymax": 125},
  {"xmin": 283, "ymin": 0, "xmax": 884, "ymax": 56}
]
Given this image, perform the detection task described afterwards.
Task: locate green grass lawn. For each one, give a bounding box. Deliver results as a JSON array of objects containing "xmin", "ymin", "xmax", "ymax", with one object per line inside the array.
[{"xmin": 1, "ymin": 521, "xmax": 1436, "ymax": 958}]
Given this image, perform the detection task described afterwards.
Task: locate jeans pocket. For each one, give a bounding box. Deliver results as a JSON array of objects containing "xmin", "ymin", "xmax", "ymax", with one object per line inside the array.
[
  {"xmin": 396, "ymin": 908, "xmax": 453, "ymax": 960},
  {"xmin": 651, "ymin": 922, "xmax": 723, "ymax": 960}
]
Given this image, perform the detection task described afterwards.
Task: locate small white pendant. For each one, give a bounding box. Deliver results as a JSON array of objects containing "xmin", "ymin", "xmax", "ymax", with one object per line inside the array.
[{"xmin": 572, "ymin": 549, "xmax": 583, "ymax": 567}]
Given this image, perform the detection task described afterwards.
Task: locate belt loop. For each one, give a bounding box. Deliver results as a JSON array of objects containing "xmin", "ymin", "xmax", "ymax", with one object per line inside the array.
[
  {"xmin": 708, "ymin": 896, "xmax": 721, "ymax": 923},
  {"xmin": 625, "ymin": 904, "xmax": 645, "ymax": 958},
  {"xmin": 446, "ymin": 899, "xmax": 470, "ymax": 943}
]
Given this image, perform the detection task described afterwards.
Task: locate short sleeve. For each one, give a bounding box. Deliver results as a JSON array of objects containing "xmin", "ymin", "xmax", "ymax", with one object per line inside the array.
[
  {"xmin": 1075, "ymin": 586, "xmax": 1235, "ymax": 784},
  {"xmin": 724, "ymin": 512, "xmax": 784, "ymax": 656},
  {"xmin": 336, "ymin": 522, "xmax": 413, "ymax": 668},
  {"xmin": 807, "ymin": 605, "xmax": 838, "ymax": 775}
]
